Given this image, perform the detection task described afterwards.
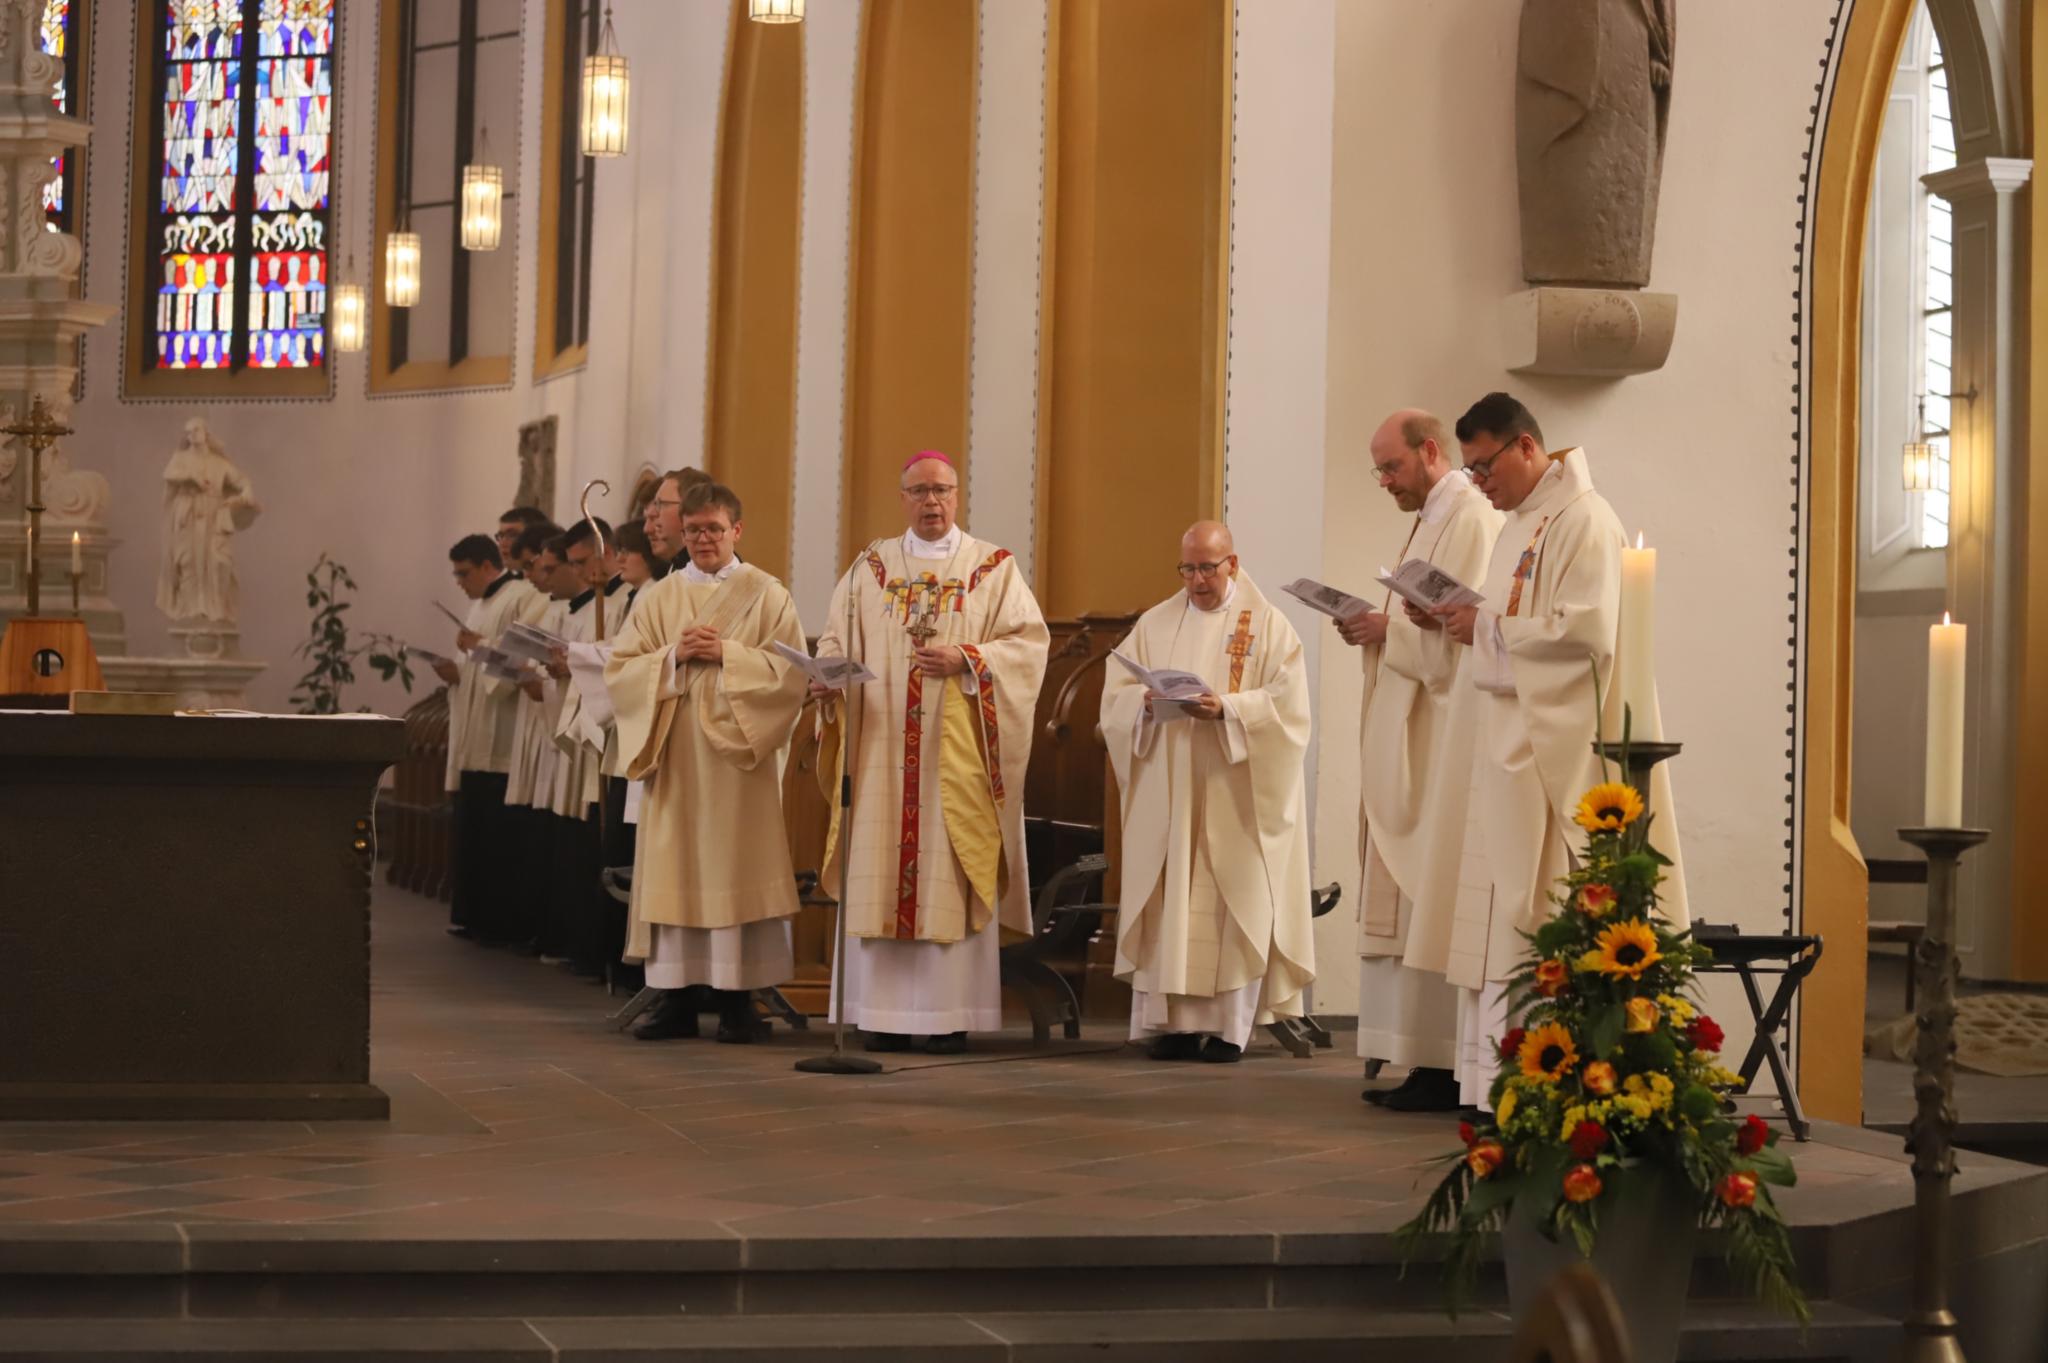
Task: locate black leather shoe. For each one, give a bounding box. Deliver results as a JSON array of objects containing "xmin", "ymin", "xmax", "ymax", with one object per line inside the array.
[
  {"xmin": 1380, "ymin": 1068, "xmax": 1464, "ymax": 1112},
  {"xmin": 862, "ymin": 1031, "xmax": 913, "ymax": 1052},
  {"xmin": 924, "ymin": 1032, "xmax": 968, "ymax": 1055},
  {"xmin": 1147, "ymin": 1033, "xmax": 1204, "ymax": 1061},
  {"xmin": 715, "ymin": 993, "xmax": 762, "ymax": 1044},
  {"xmin": 632, "ymin": 994, "xmax": 700, "ymax": 1041},
  {"xmin": 1199, "ymin": 1038, "xmax": 1244, "ymax": 1064}
]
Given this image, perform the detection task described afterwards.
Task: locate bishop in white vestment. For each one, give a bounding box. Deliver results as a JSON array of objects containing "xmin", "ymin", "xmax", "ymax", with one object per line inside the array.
[
  {"xmin": 815, "ymin": 453, "xmax": 1049, "ymax": 1054},
  {"xmin": 1342, "ymin": 412, "xmax": 1502, "ymax": 1110},
  {"xmin": 1406, "ymin": 394, "xmax": 1688, "ymax": 1106},
  {"xmin": 1100, "ymin": 523, "xmax": 1315, "ymax": 1062}
]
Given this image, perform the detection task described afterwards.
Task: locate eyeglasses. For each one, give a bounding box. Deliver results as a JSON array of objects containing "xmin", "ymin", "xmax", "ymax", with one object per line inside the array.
[
  {"xmin": 901, "ymin": 483, "xmax": 958, "ymax": 501},
  {"xmin": 648, "ymin": 497, "xmax": 684, "ymax": 512},
  {"xmin": 1370, "ymin": 459, "xmax": 1407, "ymax": 482},
  {"xmin": 681, "ymin": 523, "xmax": 731, "ymax": 541},
  {"xmin": 1176, "ymin": 559, "xmax": 1233, "ymax": 579},
  {"xmin": 1464, "ymin": 436, "xmax": 1523, "ymax": 482}
]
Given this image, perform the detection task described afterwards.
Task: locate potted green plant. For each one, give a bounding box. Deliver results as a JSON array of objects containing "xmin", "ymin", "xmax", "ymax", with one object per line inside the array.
[
  {"xmin": 1396, "ymin": 765, "xmax": 1806, "ymax": 1359},
  {"xmin": 291, "ymin": 553, "xmax": 415, "ymax": 715}
]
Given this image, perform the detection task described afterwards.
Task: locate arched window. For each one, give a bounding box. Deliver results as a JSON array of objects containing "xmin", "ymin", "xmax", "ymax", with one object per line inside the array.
[
  {"xmin": 127, "ymin": 0, "xmax": 337, "ymax": 396},
  {"xmin": 1916, "ymin": 29, "xmax": 1954, "ymax": 549},
  {"xmin": 533, "ymin": 0, "xmax": 597, "ymax": 380}
]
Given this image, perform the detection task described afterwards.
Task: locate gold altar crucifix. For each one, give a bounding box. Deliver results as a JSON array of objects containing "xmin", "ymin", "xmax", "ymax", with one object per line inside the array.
[{"xmin": 5, "ymin": 395, "xmax": 71, "ymax": 618}]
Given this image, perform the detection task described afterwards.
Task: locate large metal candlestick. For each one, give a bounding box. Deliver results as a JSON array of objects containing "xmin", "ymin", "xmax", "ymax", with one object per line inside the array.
[{"xmin": 1895, "ymin": 825, "xmax": 1989, "ymax": 1363}]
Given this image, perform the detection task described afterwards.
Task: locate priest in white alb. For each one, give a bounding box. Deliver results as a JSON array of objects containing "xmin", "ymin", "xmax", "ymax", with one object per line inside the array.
[
  {"xmin": 1099, "ymin": 521, "xmax": 1315, "ymax": 1063},
  {"xmin": 1406, "ymin": 392, "xmax": 1687, "ymax": 1108},
  {"xmin": 434, "ymin": 532, "xmax": 546, "ymax": 944},
  {"xmin": 1340, "ymin": 411, "xmax": 1501, "ymax": 1110},
  {"xmin": 813, "ymin": 451, "xmax": 1049, "ymax": 1055},
  {"xmin": 603, "ymin": 482, "xmax": 810, "ymax": 1044}
]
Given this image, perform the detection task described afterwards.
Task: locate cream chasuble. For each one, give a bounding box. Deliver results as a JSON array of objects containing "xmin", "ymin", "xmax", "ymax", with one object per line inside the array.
[
  {"xmin": 815, "ymin": 528, "xmax": 1048, "ymax": 1035},
  {"xmin": 603, "ymin": 562, "xmax": 808, "ymax": 989},
  {"xmin": 1100, "ymin": 573, "xmax": 1316, "ymax": 1047},
  {"xmin": 443, "ymin": 573, "xmax": 544, "ymax": 791},
  {"xmin": 1356, "ymin": 473, "xmax": 1502, "ymax": 1068},
  {"xmin": 1405, "ymin": 447, "xmax": 1689, "ymax": 996},
  {"xmin": 506, "ymin": 597, "xmax": 569, "ymax": 810}
]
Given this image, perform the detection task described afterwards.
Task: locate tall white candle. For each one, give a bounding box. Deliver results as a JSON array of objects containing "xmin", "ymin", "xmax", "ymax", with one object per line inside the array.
[
  {"xmin": 70, "ymin": 530, "xmax": 81, "ymax": 575},
  {"xmin": 1618, "ymin": 532, "xmax": 1658, "ymax": 738},
  {"xmin": 1925, "ymin": 612, "xmax": 1967, "ymax": 827}
]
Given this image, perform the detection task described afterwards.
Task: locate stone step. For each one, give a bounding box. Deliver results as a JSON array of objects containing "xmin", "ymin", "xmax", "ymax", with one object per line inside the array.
[{"xmin": 0, "ymin": 1303, "xmax": 1895, "ymax": 1362}]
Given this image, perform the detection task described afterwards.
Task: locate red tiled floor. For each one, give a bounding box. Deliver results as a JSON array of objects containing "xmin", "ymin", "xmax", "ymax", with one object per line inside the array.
[{"xmin": 0, "ymin": 885, "xmax": 1954, "ymax": 1241}]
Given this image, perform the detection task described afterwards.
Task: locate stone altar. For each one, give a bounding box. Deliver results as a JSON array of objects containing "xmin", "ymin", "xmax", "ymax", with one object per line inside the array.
[{"xmin": 0, "ymin": 711, "xmax": 404, "ymax": 1119}]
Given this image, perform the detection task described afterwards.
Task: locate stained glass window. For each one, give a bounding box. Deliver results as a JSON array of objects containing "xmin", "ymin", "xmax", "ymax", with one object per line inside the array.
[
  {"xmin": 149, "ymin": 0, "xmax": 334, "ymax": 373},
  {"xmin": 39, "ymin": 0, "xmax": 81, "ymax": 234}
]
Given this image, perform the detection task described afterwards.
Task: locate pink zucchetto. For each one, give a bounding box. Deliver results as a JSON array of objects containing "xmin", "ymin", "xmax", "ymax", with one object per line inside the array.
[{"xmin": 902, "ymin": 450, "xmax": 954, "ymax": 471}]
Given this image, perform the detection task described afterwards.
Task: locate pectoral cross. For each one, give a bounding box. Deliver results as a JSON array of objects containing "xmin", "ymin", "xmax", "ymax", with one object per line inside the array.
[
  {"xmin": 906, "ymin": 592, "xmax": 940, "ymax": 649},
  {"xmin": 1225, "ymin": 610, "xmax": 1255, "ymax": 695}
]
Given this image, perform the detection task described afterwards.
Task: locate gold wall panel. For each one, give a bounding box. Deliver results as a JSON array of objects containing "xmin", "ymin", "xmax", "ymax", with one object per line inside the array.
[
  {"xmin": 704, "ymin": 0, "xmax": 805, "ymax": 579},
  {"xmin": 1034, "ymin": 0, "xmax": 1232, "ymax": 616},
  {"xmin": 839, "ymin": 0, "xmax": 980, "ymax": 556}
]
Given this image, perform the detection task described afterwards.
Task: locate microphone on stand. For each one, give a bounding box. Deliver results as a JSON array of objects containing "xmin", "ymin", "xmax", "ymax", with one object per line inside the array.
[{"xmin": 797, "ymin": 538, "xmax": 887, "ymax": 1076}]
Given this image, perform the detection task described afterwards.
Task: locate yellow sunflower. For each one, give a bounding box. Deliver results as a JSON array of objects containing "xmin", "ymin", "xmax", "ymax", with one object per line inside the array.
[
  {"xmin": 1592, "ymin": 920, "xmax": 1663, "ymax": 980},
  {"xmin": 1517, "ymin": 1021, "xmax": 1580, "ymax": 1083},
  {"xmin": 1574, "ymin": 782, "xmax": 1646, "ymax": 833}
]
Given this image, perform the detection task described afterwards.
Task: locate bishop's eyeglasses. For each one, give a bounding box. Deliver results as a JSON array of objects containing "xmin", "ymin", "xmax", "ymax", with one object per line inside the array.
[{"xmin": 901, "ymin": 483, "xmax": 958, "ymax": 501}]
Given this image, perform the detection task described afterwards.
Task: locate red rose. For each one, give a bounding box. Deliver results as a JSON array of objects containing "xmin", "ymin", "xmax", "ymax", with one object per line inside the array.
[
  {"xmin": 1562, "ymin": 1163, "xmax": 1604, "ymax": 1203},
  {"xmin": 1569, "ymin": 1120, "xmax": 1609, "ymax": 1160},
  {"xmin": 1534, "ymin": 959, "xmax": 1570, "ymax": 998},
  {"xmin": 1689, "ymin": 1015, "xmax": 1726, "ymax": 1053},
  {"xmin": 1458, "ymin": 1120, "xmax": 1477, "ymax": 1148},
  {"xmin": 1499, "ymin": 1027, "xmax": 1526, "ymax": 1060},
  {"xmin": 1737, "ymin": 1114, "xmax": 1770, "ymax": 1156},
  {"xmin": 1717, "ymin": 1171, "xmax": 1758, "ymax": 1208}
]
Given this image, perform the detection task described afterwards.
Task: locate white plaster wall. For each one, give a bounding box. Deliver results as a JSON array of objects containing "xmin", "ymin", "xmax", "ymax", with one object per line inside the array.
[
  {"xmin": 964, "ymin": 0, "xmax": 1048, "ymax": 590},
  {"xmin": 1312, "ymin": 0, "xmax": 1844, "ymax": 1036},
  {"xmin": 1222, "ymin": 0, "xmax": 1337, "ymax": 971},
  {"xmin": 788, "ymin": 0, "xmax": 861, "ymax": 625}
]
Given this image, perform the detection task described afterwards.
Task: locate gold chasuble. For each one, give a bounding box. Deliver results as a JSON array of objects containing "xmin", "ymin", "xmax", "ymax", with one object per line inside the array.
[
  {"xmin": 1100, "ymin": 574, "xmax": 1316, "ymax": 1030},
  {"xmin": 816, "ymin": 532, "xmax": 1049, "ymax": 945},
  {"xmin": 1406, "ymin": 449, "xmax": 1688, "ymax": 992},
  {"xmin": 602, "ymin": 565, "xmax": 809, "ymax": 958}
]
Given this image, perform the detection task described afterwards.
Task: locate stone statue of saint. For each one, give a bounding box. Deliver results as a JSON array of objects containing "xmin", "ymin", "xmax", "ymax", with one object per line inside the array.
[
  {"xmin": 1516, "ymin": 0, "xmax": 1676, "ymax": 288},
  {"xmin": 156, "ymin": 418, "xmax": 261, "ymax": 625}
]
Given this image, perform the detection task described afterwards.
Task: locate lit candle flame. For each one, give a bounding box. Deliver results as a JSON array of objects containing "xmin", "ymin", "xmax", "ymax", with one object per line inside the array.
[
  {"xmin": 1943, "ymin": 611, "xmax": 1952, "ymax": 626},
  {"xmin": 1635, "ymin": 531, "xmax": 1645, "ymax": 550}
]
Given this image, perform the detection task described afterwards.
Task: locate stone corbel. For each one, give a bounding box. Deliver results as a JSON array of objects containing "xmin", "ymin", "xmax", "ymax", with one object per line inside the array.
[{"xmin": 1502, "ymin": 286, "xmax": 1679, "ymax": 378}]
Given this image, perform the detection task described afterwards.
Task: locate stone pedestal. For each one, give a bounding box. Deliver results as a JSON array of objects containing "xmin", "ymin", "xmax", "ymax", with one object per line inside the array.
[
  {"xmin": 101, "ymin": 627, "xmax": 266, "ymax": 710},
  {"xmin": 1502, "ymin": 286, "xmax": 1678, "ymax": 378}
]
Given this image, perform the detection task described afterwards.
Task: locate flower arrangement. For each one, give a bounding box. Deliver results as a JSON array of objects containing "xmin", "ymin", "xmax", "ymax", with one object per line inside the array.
[{"xmin": 1394, "ymin": 767, "xmax": 1806, "ymax": 1324}]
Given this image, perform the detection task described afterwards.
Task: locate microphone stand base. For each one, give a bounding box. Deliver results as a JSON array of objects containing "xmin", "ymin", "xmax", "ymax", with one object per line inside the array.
[{"xmin": 795, "ymin": 1053, "xmax": 883, "ymax": 1075}]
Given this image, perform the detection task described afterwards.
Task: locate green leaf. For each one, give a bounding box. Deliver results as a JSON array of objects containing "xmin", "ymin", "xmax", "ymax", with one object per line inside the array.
[
  {"xmin": 1588, "ymin": 1003, "xmax": 1625, "ymax": 1059},
  {"xmin": 1745, "ymin": 1145, "xmax": 1798, "ymax": 1187}
]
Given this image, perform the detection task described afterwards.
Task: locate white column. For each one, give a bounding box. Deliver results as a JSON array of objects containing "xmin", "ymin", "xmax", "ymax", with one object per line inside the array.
[
  {"xmin": 1921, "ymin": 154, "xmax": 2031, "ymax": 976},
  {"xmin": 0, "ymin": 0, "xmax": 118, "ymax": 644}
]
